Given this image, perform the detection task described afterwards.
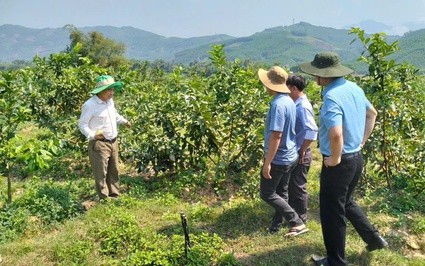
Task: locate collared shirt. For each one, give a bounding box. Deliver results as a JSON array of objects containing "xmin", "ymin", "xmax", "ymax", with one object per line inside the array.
[
  {"xmin": 318, "ymin": 77, "xmax": 371, "ymax": 156},
  {"xmin": 294, "ymin": 94, "xmax": 318, "ymax": 150},
  {"xmin": 264, "ymin": 93, "xmax": 298, "ymax": 165},
  {"xmin": 78, "ymin": 95, "xmax": 128, "ymax": 140}
]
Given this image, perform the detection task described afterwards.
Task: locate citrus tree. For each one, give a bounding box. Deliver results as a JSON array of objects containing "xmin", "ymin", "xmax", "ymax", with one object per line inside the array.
[
  {"xmin": 116, "ymin": 45, "xmax": 267, "ymax": 193},
  {"xmin": 350, "ymin": 28, "xmax": 425, "ymax": 197},
  {"xmin": 0, "ymin": 69, "xmax": 56, "ymax": 203}
]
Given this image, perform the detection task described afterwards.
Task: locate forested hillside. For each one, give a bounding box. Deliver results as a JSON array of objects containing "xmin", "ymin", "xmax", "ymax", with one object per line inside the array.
[
  {"xmin": 392, "ymin": 29, "xmax": 425, "ymax": 70},
  {"xmin": 1, "ymin": 22, "xmax": 425, "ymax": 72}
]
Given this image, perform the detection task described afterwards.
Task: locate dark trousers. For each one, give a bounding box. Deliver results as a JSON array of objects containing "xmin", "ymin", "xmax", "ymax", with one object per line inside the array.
[
  {"xmin": 320, "ymin": 153, "xmax": 380, "ymax": 266},
  {"xmin": 260, "ymin": 160, "xmax": 303, "ymax": 228},
  {"xmin": 288, "ymin": 149, "xmax": 312, "ymax": 223}
]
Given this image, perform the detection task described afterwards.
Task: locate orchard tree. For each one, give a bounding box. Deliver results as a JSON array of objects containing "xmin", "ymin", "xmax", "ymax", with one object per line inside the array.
[
  {"xmin": 350, "ymin": 28, "xmax": 425, "ymax": 196},
  {"xmin": 0, "ymin": 69, "xmax": 56, "ymax": 203},
  {"xmin": 117, "ymin": 45, "xmax": 267, "ymax": 194}
]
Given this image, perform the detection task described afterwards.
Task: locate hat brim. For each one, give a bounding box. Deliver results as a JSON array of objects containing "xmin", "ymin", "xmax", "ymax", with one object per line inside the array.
[
  {"xmin": 258, "ymin": 69, "xmax": 290, "ymax": 93},
  {"xmin": 90, "ymin": 81, "xmax": 123, "ymax": 95},
  {"xmin": 298, "ymin": 62, "xmax": 353, "ymax": 78}
]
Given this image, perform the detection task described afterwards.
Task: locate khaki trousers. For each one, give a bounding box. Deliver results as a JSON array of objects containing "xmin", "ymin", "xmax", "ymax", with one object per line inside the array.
[{"xmin": 88, "ymin": 140, "xmax": 120, "ymax": 199}]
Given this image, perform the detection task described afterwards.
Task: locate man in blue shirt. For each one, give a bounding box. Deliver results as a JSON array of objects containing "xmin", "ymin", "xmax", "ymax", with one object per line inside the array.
[
  {"xmin": 299, "ymin": 52, "xmax": 387, "ymax": 266},
  {"xmin": 286, "ymin": 74, "xmax": 318, "ymax": 225},
  {"xmin": 258, "ymin": 66, "xmax": 308, "ymax": 237}
]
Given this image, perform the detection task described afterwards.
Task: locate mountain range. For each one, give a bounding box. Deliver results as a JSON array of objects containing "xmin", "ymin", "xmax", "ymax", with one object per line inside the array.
[
  {"xmin": 1, "ymin": 21, "xmax": 425, "ymax": 72},
  {"xmin": 342, "ymin": 19, "xmax": 425, "ymax": 36}
]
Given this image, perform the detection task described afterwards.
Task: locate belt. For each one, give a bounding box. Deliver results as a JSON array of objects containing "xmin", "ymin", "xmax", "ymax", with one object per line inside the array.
[
  {"xmin": 99, "ymin": 137, "xmax": 117, "ymax": 143},
  {"xmin": 341, "ymin": 151, "xmax": 361, "ymax": 159}
]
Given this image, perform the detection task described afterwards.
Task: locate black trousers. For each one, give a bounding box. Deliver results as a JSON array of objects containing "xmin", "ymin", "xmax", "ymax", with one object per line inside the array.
[
  {"xmin": 320, "ymin": 153, "xmax": 380, "ymax": 266},
  {"xmin": 288, "ymin": 149, "xmax": 312, "ymax": 223}
]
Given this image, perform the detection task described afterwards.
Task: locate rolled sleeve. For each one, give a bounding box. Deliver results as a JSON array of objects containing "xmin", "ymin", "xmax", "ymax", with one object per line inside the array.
[{"xmin": 305, "ymin": 130, "xmax": 317, "ymax": 141}]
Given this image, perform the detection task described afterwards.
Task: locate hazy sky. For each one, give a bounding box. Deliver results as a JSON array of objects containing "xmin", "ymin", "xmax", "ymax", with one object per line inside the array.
[{"xmin": 1, "ymin": 0, "xmax": 425, "ymax": 37}]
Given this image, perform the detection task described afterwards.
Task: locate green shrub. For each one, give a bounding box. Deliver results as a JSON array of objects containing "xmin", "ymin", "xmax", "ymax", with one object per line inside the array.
[
  {"xmin": 411, "ymin": 215, "xmax": 425, "ymax": 234},
  {"xmin": 14, "ymin": 177, "xmax": 83, "ymax": 225},
  {"xmin": 123, "ymin": 233, "xmax": 235, "ymax": 266},
  {"xmin": 95, "ymin": 214, "xmax": 143, "ymax": 256},
  {"xmin": 91, "ymin": 210, "xmax": 236, "ymax": 265},
  {"xmin": 182, "ymin": 232, "xmax": 230, "ymax": 266},
  {"xmin": 52, "ymin": 238, "xmax": 93, "ymax": 265},
  {"xmin": 0, "ymin": 204, "xmax": 29, "ymax": 243}
]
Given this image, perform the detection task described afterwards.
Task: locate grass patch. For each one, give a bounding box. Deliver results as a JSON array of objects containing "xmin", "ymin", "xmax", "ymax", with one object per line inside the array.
[{"xmin": 0, "ymin": 147, "xmax": 424, "ymax": 265}]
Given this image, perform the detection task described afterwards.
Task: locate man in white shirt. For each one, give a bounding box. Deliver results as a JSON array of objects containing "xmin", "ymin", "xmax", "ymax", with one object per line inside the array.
[{"xmin": 78, "ymin": 75, "xmax": 131, "ymax": 200}]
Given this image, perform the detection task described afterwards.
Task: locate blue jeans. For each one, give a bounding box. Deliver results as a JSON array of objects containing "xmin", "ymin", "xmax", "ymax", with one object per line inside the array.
[
  {"xmin": 260, "ymin": 159, "xmax": 303, "ymax": 228},
  {"xmin": 320, "ymin": 152, "xmax": 381, "ymax": 266}
]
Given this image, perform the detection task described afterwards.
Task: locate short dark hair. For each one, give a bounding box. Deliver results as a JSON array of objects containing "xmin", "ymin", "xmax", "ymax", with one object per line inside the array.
[{"xmin": 286, "ymin": 73, "xmax": 306, "ymax": 91}]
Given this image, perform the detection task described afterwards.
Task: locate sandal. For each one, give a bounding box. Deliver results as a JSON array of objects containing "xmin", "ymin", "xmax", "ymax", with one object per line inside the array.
[{"xmin": 284, "ymin": 224, "xmax": 309, "ymax": 237}]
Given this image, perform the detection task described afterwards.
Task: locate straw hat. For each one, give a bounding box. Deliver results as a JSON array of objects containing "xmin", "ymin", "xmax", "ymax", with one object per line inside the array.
[
  {"xmin": 258, "ymin": 66, "xmax": 290, "ymax": 93},
  {"xmin": 90, "ymin": 75, "xmax": 123, "ymax": 95},
  {"xmin": 298, "ymin": 52, "xmax": 353, "ymax": 78}
]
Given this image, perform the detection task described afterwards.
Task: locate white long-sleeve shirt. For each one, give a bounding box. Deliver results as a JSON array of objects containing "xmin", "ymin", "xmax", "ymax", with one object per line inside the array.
[{"xmin": 78, "ymin": 95, "xmax": 128, "ymax": 140}]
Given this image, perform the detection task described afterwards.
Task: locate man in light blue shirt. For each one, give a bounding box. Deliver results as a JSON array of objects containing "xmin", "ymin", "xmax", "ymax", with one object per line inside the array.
[
  {"xmin": 299, "ymin": 52, "xmax": 387, "ymax": 266},
  {"xmin": 286, "ymin": 74, "xmax": 318, "ymax": 225},
  {"xmin": 258, "ymin": 66, "xmax": 308, "ymax": 237}
]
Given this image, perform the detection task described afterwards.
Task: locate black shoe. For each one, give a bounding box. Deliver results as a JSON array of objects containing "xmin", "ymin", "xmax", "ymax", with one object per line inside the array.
[
  {"xmin": 311, "ymin": 255, "xmax": 329, "ymax": 266},
  {"xmin": 267, "ymin": 227, "xmax": 280, "ymax": 234},
  {"xmin": 366, "ymin": 235, "xmax": 388, "ymax": 252}
]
